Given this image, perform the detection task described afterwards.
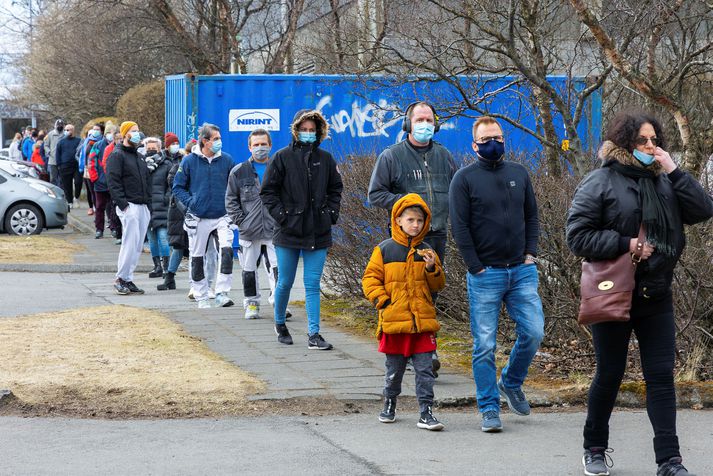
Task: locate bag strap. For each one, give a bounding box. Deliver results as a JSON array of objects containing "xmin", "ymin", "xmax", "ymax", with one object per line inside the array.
[{"xmin": 631, "ymin": 225, "xmax": 646, "ymax": 263}]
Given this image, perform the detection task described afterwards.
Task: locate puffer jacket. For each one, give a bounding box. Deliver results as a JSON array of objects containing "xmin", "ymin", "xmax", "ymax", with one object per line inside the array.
[
  {"xmin": 166, "ymin": 160, "xmax": 188, "ymax": 249},
  {"xmin": 147, "ymin": 152, "xmax": 172, "ymax": 230},
  {"xmin": 566, "ymin": 141, "xmax": 713, "ymax": 299},
  {"xmin": 362, "ymin": 193, "xmax": 445, "ymax": 338},
  {"xmin": 226, "ymin": 158, "xmax": 276, "ymax": 241},
  {"xmin": 260, "ymin": 110, "xmax": 343, "ymax": 250},
  {"xmin": 368, "ymin": 138, "xmax": 457, "ymax": 233}
]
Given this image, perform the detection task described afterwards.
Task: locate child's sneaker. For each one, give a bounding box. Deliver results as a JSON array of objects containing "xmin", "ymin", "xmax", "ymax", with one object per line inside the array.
[
  {"xmin": 378, "ymin": 397, "xmax": 396, "ymax": 423},
  {"xmin": 416, "ymin": 405, "xmax": 444, "ymax": 431}
]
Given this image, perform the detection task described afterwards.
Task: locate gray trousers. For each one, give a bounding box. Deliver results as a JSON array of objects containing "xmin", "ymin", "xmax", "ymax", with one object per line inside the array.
[{"xmin": 384, "ymin": 352, "xmax": 435, "ymax": 412}]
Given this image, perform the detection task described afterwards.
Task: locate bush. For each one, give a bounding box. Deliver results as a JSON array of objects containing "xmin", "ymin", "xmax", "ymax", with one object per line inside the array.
[
  {"xmin": 115, "ymin": 80, "xmax": 165, "ymax": 137},
  {"xmin": 326, "ymin": 154, "xmax": 713, "ymax": 380}
]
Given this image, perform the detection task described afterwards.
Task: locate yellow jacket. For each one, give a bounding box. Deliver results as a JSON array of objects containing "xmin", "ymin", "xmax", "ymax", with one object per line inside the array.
[{"xmin": 362, "ymin": 193, "xmax": 445, "ymax": 338}]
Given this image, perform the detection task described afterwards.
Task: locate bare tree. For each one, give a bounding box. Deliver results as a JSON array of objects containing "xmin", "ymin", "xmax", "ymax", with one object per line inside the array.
[{"xmin": 570, "ymin": 0, "xmax": 713, "ymax": 175}]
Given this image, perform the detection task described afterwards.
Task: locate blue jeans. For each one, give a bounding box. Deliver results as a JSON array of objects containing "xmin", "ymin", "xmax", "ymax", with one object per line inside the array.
[
  {"xmin": 167, "ymin": 246, "xmax": 183, "ymax": 273},
  {"xmin": 467, "ymin": 263, "xmax": 545, "ymax": 413},
  {"xmin": 273, "ymin": 246, "xmax": 328, "ymax": 336},
  {"xmin": 147, "ymin": 227, "xmax": 169, "ymax": 257}
]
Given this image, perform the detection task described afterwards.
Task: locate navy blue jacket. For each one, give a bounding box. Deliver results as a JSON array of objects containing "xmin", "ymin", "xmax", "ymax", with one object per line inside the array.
[
  {"xmin": 172, "ymin": 149, "xmax": 236, "ymax": 219},
  {"xmin": 56, "ymin": 136, "xmax": 82, "ymax": 172},
  {"xmin": 449, "ymin": 158, "xmax": 539, "ymax": 274}
]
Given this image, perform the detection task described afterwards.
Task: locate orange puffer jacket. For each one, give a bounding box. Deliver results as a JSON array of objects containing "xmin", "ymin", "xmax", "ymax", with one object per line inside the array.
[{"xmin": 362, "ymin": 193, "xmax": 445, "ymax": 338}]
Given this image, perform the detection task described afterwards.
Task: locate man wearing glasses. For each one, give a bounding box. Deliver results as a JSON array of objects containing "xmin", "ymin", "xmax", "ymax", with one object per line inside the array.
[
  {"xmin": 449, "ymin": 116, "xmax": 544, "ymax": 433},
  {"xmin": 173, "ymin": 123, "xmax": 238, "ymax": 309}
]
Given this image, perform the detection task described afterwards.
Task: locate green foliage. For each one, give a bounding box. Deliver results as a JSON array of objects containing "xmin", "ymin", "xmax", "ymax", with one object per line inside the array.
[{"xmin": 115, "ymin": 81, "xmax": 165, "ymax": 137}]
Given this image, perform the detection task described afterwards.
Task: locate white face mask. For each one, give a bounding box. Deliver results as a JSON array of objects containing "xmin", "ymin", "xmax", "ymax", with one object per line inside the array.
[
  {"xmin": 105, "ymin": 133, "xmax": 113, "ymax": 142},
  {"xmin": 169, "ymin": 144, "xmax": 180, "ymax": 155}
]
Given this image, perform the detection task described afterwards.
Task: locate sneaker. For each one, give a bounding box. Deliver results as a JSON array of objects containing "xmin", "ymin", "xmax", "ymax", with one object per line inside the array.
[
  {"xmin": 94, "ymin": 231, "xmax": 103, "ymax": 239},
  {"xmin": 198, "ymin": 299, "xmax": 211, "ymax": 309},
  {"xmin": 379, "ymin": 397, "xmax": 396, "ymax": 423},
  {"xmin": 481, "ymin": 410, "xmax": 502, "ymax": 433},
  {"xmin": 114, "ymin": 238, "xmax": 122, "ymax": 245},
  {"xmin": 114, "ymin": 278, "xmax": 130, "ymax": 295},
  {"xmin": 245, "ymin": 303, "xmax": 260, "ymax": 319},
  {"xmin": 582, "ymin": 447, "xmax": 612, "ymax": 476},
  {"xmin": 308, "ymin": 333, "xmax": 333, "ymax": 350},
  {"xmin": 187, "ymin": 289, "xmax": 195, "ymax": 301},
  {"xmin": 432, "ymin": 352, "xmax": 441, "ymax": 378},
  {"xmin": 285, "ymin": 308, "xmax": 292, "ymax": 319},
  {"xmin": 124, "ymin": 281, "xmax": 145, "ymax": 294},
  {"xmin": 215, "ymin": 293, "xmax": 234, "ymax": 307},
  {"xmin": 208, "ymin": 289, "xmax": 216, "ymax": 300},
  {"xmin": 275, "ymin": 324, "xmax": 293, "ymax": 345},
  {"xmin": 87, "ymin": 208, "xmax": 94, "ymax": 216},
  {"xmin": 417, "ymin": 406, "xmax": 444, "ymax": 431},
  {"xmin": 657, "ymin": 457, "xmax": 694, "ymax": 476},
  {"xmin": 498, "ymin": 379, "xmax": 531, "ymax": 416},
  {"xmin": 110, "ymin": 229, "xmax": 118, "ymax": 239}
]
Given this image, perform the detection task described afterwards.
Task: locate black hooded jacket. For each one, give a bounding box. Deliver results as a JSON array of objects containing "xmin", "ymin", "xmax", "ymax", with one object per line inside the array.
[
  {"xmin": 566, "ymin": 141, "xmax": 713, "ymax": 298},
  {"xmin": 106, "ymin": 143, "xmax": 151, "ymax": 211},
  {"xmin": 260, "ymin": 110, "xmax": 343, "ymax": 250}
]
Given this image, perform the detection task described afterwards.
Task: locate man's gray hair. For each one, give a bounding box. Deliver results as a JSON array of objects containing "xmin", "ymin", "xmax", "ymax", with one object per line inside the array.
[
  {"xmin": 199, "ymin": 123, "xmax": 220, "ymax": 142},
  {"xmin": 144, "ymin": 136, "xmax": 162, "ymax": 148}
]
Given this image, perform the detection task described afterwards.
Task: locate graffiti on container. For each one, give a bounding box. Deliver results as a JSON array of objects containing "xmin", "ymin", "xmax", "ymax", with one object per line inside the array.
[
  {"xmin": 186, "ymin": 112, "xmax": 198, "ymax": 141},
  {"xmin": 316, "ymin": 96, "xmax": 407, "ymax": 142}
]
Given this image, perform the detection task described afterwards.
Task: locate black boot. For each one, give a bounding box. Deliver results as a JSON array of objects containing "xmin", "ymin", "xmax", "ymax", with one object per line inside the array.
[
  {"xmin": 149, "ymin": 256, "xmax": 163, "ymax": 278},
  {"xmin": 161, "ymin": 256, "xmax": 169, "ymax": 272},
  {"xmin": 157, "ymin": 272, "xmax": 176, "ymax": 291}
]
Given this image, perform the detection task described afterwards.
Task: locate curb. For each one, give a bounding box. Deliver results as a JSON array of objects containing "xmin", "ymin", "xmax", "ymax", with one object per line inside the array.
[{"xmin": 67, "ymin": 213, "xmax": 95, "ymax": 235}]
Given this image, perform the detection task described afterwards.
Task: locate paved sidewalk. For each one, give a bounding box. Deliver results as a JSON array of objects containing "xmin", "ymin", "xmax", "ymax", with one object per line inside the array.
[{"xmin": 0, "ymin": 207, "xmax": 477, "ymax": 403}]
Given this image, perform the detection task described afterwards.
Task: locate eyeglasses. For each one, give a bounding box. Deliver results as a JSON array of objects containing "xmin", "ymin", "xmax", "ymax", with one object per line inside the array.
[
  {"xmin": 474, "ymin": 135, "xmax": 504, "ymax": 144},
  {"xmin": 635, "ymin": 136, "xmax": 659, "ymax": 146}
]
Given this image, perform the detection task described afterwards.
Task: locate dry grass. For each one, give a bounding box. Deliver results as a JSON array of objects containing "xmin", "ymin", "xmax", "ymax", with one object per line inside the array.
[
  {"xmin": 0, "ymin": 235, "xmax": 83, "ymax": 264},
  {"xmin": 0, "ymin": 305, "xmax": 265, "ymax": 418}
]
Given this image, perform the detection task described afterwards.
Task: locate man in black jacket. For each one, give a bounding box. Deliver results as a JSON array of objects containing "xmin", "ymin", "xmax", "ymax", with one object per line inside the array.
[
  {"xmin": 449, "ymin": 116, "xmax": 544, "ymax": 433},
  {"xmin": 106, "ymin": 121, "xmax": 151, "ymax": 296},
  {"xmin": 56, "ymin": 124, "xmax": 82, "ymax": 209}
]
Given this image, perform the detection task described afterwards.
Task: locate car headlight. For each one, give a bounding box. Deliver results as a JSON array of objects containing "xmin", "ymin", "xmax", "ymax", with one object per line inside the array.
[{"xmin": 29, "ymin": 182, "xmax": 57, "ymax": 199}]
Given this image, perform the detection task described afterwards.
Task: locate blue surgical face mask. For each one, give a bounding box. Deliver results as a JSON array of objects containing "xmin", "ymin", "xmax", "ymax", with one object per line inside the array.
[
  {"xmin": 90, "ymin": 130, "xmax": 101, "ymax": 139},
  {"xmin": 169, "ymin": 144, "xmax": 180, "ymax": 155},
  {"xmin": 633, "ymin": 149, "xmax": 655, "ymax": 166},
  {"xmin": 298, "ymin": 131, "xmax": 317, "ymax": 144},
  {"xmin": 477, "ymin": 139, "xmax": 505, "ymax": 162},
  {"xmin": 129, "ymin": 131, "xmax": 141, "ymax": 145},
  {"xmin": 105, "ymin": 133, "xmax": 113, "ymax": 142},
  {"xmin": 210, "ymin": 139, "xmax": 222, "ymax": 153},
  {"xmin": 412, "ymin": 122, "xmax": 435, "ymax": 143}
]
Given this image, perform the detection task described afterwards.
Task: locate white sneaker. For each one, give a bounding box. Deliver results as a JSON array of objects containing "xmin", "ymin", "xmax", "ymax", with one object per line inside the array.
[
  {"xmin": 215, "ymin": 293, "xmax": 234, "ymax": 307},
  {"xmin": 245, "ymin": 303, "xmax": 260, "ymax": 319},
  {"xmin": 198, "ymin": 299, "xmax": 211, "ymax": 309},
  {"xmin": 208, "ymin": 289, "xmax": 216, "ymax": 300}
]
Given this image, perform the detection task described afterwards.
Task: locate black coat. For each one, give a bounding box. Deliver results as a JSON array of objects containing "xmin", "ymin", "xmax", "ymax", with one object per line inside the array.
[
  {"xmin": 148, "ymin": 155, "xmax": 172, "ymax": 230},
  {"xmin": 566, "ymin": 141, "xmax": 713, "ymax": 299},
  {"xmin": 106, "ymin": 143, "xmax": 151, "ymax": 211},
  {"xmin": 166, "ymin": 160, "xmax": 188, "ymax": 249},
  {"xmin": 260, "ymin": 141, "xmax": 343, "ymax": 250}
]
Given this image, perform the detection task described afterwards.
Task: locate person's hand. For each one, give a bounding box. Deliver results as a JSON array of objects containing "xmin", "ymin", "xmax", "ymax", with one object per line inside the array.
[
  {"xmin": 654, "ymin": 147, "xmax": 677, "ymax": 174},
  {"xmin": 420, "ymin": 249, "xmax": 436, "ymax": 271},
  {"xmin": 630, "ymin": 238, "xmax": 655, "ymax": 260}
]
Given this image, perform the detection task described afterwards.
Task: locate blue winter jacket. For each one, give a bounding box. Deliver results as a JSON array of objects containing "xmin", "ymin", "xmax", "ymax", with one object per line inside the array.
[{"xmin": 172, "ymin": 148, "xmax": 236, "ymax": 219}]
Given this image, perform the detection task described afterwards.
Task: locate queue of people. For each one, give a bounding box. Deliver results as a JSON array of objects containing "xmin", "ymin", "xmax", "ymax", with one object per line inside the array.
[{"xmin": 29, "ymin": 104, "xmax": 709, "ymax": 476}]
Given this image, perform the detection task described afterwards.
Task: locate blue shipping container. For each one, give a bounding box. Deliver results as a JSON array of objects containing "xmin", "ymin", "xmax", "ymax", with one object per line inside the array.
[{"xmin": 165, "ymin": 74, "xmax": 602, "ymax": 163}]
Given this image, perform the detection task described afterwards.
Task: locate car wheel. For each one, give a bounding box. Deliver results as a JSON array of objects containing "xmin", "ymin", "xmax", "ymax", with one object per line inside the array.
[{"xmin": 4, "ymin": 203, "xmax": 44, "ymax": 235}]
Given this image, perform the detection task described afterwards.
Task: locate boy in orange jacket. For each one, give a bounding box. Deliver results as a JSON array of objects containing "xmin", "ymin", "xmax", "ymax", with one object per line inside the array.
[{"xmin": 363, "ymin": 193, "xmax": 446, "ymax": 430}]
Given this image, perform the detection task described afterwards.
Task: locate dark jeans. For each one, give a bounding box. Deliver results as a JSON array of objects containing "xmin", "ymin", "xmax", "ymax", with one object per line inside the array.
[
  {"xmin": 583, "ymin": 293, "xmax": 679, "ymax": 464},
  {"xmin": 49, "ymin": 164, "xmax": 60, "ymax": 187},
  {"xmin": 384, "ymin": 351, "xmax": 435, "ymax": 412},
  {"xmin": 60, "ymin": 169, "xmax": 81, "ymax": 204},
  {"xmin": 84, "ymin": 178, "xmax": 94, "ymax": 208},
  {"xmin": 423, "ymin": 230, "xmax": 447, "ymax": 265},
  {"xmin": 94, "ymin": 190, "xmax": 111, "ymax": 232}
]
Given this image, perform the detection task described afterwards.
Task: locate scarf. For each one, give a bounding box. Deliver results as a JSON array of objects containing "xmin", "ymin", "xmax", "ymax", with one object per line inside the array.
[{"xmin": 608, "ymin": 162, "xmax": 676, "ymax": 257}]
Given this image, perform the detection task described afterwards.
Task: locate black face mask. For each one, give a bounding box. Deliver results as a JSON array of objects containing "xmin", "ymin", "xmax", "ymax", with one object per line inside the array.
[
  {"xmin": 146, "ymin": 150, "xmax": 159, "ymax": 156},
  {"xmin": 56, "ymin": 126, "xmax": 63, "ymax": 132},
  {"xmin": 476, "ymin": 139, "xmax": 505, "ymax": 162}
]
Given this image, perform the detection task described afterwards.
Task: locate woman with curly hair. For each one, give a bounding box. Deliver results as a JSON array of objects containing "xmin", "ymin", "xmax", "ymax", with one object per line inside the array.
[{"xmin": 566, "ymin": 112, "xmax": 713, "ymax": 476}]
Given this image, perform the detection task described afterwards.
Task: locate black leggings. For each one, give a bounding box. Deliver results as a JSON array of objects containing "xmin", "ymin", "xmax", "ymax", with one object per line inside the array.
[{"xmin": 583, "ymin": 294, "xmax": 679, "ymax": 464}]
